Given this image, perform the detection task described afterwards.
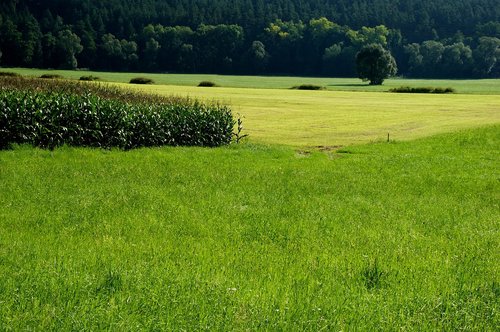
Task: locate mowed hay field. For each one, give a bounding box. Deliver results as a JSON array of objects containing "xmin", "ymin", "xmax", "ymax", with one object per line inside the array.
[
  {"xmin": 125, "ymin": 83, "xmax": 500, "ymax": 146},
  {"xmin": 2, "ymin": 67, "xmax": 500, "ymax": 94},
  {"xmin": 0, "ymin": 70, "xmax": 499, "ymax": 329}
]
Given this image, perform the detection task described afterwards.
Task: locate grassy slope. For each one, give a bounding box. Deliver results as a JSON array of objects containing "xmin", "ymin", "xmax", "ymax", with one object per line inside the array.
[
  {"xmin": 0, "ymin": 126, "xmax": 498, "ymax": 330},
  {"xmin": 2, "ymin": 67, "xmax": 500, "ymax": 94},
  {"xmin": 125, "ymin": 83, "xmax": 500, "ymax": 147}
]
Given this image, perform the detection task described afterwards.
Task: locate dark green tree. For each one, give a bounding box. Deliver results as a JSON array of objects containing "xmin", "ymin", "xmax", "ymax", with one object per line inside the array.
[
  {"xmin": 41, "ymin": 32, "xmax": 57, "ymax": 67},
  {"xmin": 195, "ymin": 24, "xmax": 244, "ymax": 73},
  {"xmin": 243, "ymin": 40, "xmax": 269, "ymax": 73},
  {"xmin": 18, "ymin": 14, "xmax": 43, "ymax": 66},
  {"xmin": 356, "ymin": 43, "xmax": 397, "ymax": 85},
  {"xmin": 322, "ymin": 43, "xmax": 343, "ymax": 75},
  {"xmin": 74, "ymin": 18, "xmax": 97, "ymax": 69},
  {"xmin": 420, "ymin": 40, "xmax": 445, "ymax": 76},
  {"xmin": 441, "ymin": 43, "xmax": 473, "ymax": 77},
  {"xmin": 473, "ymin": 37, "xmax": 500, "ymax": 77},
  {"xmin": 156, "ymin": 25, "xmax": 194, "ymax": 72},
  {"xmin": 55, "ymin": 29, "xmax": 83, "ymax": 69},
  {"xmin": 262, "ymin": 19, "xmax": 305, "ymax": 74},
  {"xmin": 98, "ymin": 33, "xmax": 137, "ymax": 70},
  {"xmin": 0, "ymin": 18, "xmax": 23, "ymax": 66}
]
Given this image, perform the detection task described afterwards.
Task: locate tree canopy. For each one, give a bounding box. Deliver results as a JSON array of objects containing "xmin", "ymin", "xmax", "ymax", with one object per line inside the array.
[
  {"xmin": 0, "ymin": 0, "xmax": 498, "ymax": 77},
  {"xmin": 356, "ymin": 44, "xmax": 397, "ymax": 85}
]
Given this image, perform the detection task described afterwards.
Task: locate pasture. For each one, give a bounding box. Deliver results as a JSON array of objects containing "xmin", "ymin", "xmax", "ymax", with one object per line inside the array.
[
  {"xmin": 0, "ymin": 127, "xmax": 498, "ymax": 330},
  {"xmin": 0, "ymin": 71, "xmax": 499, "ymax": 329},
  {"xmin": 2, "ymin": 67, "xmax": 500, "ymax": 94},
  {"xmin": 125, "ymin": 84, "xmax": 500, "ymax": 146}
]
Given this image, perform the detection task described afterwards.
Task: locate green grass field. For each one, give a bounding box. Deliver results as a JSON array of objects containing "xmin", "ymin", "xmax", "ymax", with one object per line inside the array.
[
  {"xmin": 0, "ymin": 69, "xmax": 499, "ymax": 329},
  {"xmin": 0, "ymin": 126, "xmax": 498, "ymax": 330},
  {"xmin": 2, "ymin": 67, "xmax": 500, "ymax": 94}
]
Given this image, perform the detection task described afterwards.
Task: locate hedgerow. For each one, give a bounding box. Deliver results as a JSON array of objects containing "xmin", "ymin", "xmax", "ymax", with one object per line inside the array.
[
  {"xmin": 130, "ymin": 77, "xmax": 154, "ymax": 84},
  {"xmin": 389, "ymin": 86, "xmax": 455, "ymax": 93},
  {"xmin": 198, "ymin": 81, "xmax": 218, "ymax": 87},
  {"xmin": 292, "ymin": 84, "xmax": 325, "ymax": 90},
  {"xmin": 0, "ymin": 77, "xmax": 235, "ymax": 149}
]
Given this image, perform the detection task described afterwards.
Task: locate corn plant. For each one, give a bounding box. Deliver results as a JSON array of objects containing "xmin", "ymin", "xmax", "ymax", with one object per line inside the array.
[{"xmin": 0, "ymin": 80, "xmax": 235, "ymax": 149}]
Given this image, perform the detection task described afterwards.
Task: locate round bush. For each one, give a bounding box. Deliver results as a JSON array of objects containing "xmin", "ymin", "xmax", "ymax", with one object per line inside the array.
[
  {"xmin": 79, "ymin": 75, "xmax": 100, "ymax": 81},
  {"xmin": 130, "ymin": 77, "xmax": 154, "ymax": 84},
  {"xmin": 292, "ymin": 84, "xmax": 325, "ymax": 90},
  {"xmin": 40, "ymin": 74, "xmax": 64, "ymax": 79},
  {"xmin": 198, "ymin": 81, "xmax": 218, "ymax": 87}
]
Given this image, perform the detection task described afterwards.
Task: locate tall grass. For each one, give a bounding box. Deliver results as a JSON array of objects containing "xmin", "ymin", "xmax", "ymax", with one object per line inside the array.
[
  {"xmin": 0, "ymin": 76, "xmax": 180, "ymax": 104},
  {"xmin": 0, "ymin": 77, "xmax": 235, "ymax": 149},
  {"xmin": 0, "ymin": 126, "xmax": 498, "ymax": 330}
]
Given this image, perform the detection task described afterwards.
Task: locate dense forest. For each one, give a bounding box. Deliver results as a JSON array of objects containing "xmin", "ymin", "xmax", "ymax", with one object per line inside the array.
[{"xmin": 0, "ymin": 0, "xmax": 499, "ymax": 77}]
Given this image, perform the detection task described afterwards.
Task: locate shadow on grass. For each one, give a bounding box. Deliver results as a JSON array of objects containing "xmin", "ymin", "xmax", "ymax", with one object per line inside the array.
[{"xmin": 327, "ymin": 83, "xmax": 370, "ymax": 87}]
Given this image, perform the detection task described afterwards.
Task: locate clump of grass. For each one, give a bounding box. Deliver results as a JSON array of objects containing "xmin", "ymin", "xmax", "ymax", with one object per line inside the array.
[
  {"xmin": 198, "ymin": 81, "xmax": 218, "ymax": 87},
  {"xmin": 96, "ymin": 270, "xmax": 123, "ymax": 295},
  {"xmin": 361, "ymin": 259, "xmax": 385, "ymax": 290},
  {"xmin": 0, "ymin": 72, "xmax": 21, "ymax": 77},
  {"xmin": 40, "ymin": 74, "xmax": 64, "ymax": 79},
  {"xmin": 79, "ymin": 75, "xmax": 100, "ymax": 81},
  {"xmin": 130, "ymin": 77, "xmax": 154, "ymax": 84},
  {"xmin": 292, "ymin": 84, "xmax": 325, "ymax": 90},
  {"xmin": 390, "ymin": 86, "xmax": 455, "ymax": 94}
]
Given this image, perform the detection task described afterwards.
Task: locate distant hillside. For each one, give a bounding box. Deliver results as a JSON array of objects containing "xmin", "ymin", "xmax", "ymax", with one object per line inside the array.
[
  {"xmin": 1, "ymin": 0, "xmax": 499, "ymax": 77},
  {"xmin": 2, "ymin": 0, "xmax": 498, "ymax": 39}
]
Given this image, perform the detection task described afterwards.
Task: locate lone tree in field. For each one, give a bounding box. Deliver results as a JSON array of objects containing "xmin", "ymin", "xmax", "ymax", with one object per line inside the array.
[{"xmin": 356, "ymin": 44, "xmax": 397, "ymax": 85}]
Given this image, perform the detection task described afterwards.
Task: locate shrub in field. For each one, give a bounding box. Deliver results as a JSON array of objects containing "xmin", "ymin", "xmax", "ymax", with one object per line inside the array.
[
  {"xmin": 292, "ymin": 84, "xmax": 325, "ymax": 90},
  {"xmin": 198, "ymin": 81, "xmax": 218, "ymax": 87},
  {"xmin": 433, "ymin": 87, "xmax": 456, "ymax": 93},
  {"xmin": 129, "ymin": 77, "xmax": 154, "ymax": 84},
  {"xmin": 0, "ymin": 77, "xmax": 235, "ymax": 150},
  {"xmin": 390, "ymin": 86, "xmax": 455, "ymax": 93},
  {"xmin": 0, "ymin": 72, "xmax": 21, "ymax": 77},
  {"xmin": 40, "ymin": 74, "xmax": 64, "ymax": 79},
  {"xmin": 79, "ymin": 75, "xmax": 100, "ymax": 81}
]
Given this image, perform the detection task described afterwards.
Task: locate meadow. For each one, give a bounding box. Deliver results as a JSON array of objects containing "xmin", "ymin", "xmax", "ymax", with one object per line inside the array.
[
  {"xmin": 0, "ymin": 126, "xmax": 498, "ymax": 330},
  {"xmin": 2, "ymin": 67, "xmax": 500, "ymax": 94},
  {"xmin": 0, "ymin": 70, "xmax": 499, "ymax": 329}
]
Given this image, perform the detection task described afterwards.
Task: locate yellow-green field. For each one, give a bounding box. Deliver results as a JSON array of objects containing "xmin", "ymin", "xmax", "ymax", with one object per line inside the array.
[
  {"xmin": 1, "ymin": 68, "xmax": 499, "ymax": 147},
  {"xmin": 125, "ymin": 83, "xmax": 500, "ymax": 147},
  {"xmin": 1, "ymin": 70, "xmax": 499, "ymax": 330}
]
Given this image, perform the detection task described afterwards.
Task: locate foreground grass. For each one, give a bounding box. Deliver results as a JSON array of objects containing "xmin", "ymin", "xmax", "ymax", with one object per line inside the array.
[
  {"xmin": 125, "ymin": 83, "xmax": 500, "ymax": 147},
  {"xmin": 0, "ymin": 126, "xmax": 498, "ymax": 330},
  {"xmin": 2, "ymin": 67, "xmax": 500, "ymax": 94}
]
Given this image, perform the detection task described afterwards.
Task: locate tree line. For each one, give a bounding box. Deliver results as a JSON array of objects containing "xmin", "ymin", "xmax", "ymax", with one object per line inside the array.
[{"xmin": 0, "ymin": 0, "xmax": 499, "ymax": 78}]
